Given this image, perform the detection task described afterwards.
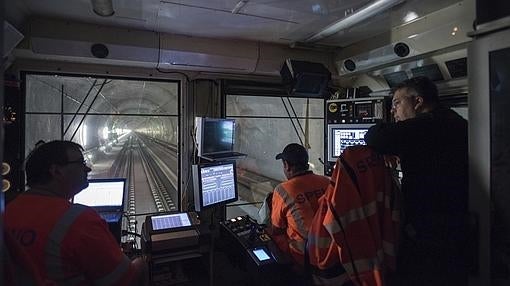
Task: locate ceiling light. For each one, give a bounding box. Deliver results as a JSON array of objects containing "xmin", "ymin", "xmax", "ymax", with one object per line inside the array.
[
  {"xmin": 232, "ymin": 0, "xmax": 249, "ymax": 14},
  {"xmin": 403, "ymin": 11, "xmax": 418, "ymax": 23},
  {"xmin": 305, "ymin": 0, "xmax": 405, "ymax": 42},
  {"xmin": 91, "ymin": 0, "xmax": 114, "ymax": 17}
]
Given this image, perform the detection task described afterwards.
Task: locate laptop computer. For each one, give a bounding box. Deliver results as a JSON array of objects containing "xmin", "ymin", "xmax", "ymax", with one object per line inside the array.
[
  {"xmin": 196, "ymin": 117, "xmax": 247, "ymax": 161},
  {"xmin": 200, "ymin": 150, "xmax": 247, "ymax": 161},
  {"xmin": 73, "ymin": 178, "xmax": 126, "ymax": 223}
]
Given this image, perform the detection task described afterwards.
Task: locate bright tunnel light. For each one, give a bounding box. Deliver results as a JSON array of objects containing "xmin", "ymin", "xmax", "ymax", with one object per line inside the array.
[{"xmin": 102, "ymin": 127, "xmax": 109, "ymax": 140}]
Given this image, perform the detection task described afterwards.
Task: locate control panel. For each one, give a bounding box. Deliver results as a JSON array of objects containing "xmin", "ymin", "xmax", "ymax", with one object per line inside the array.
[
  {"xmin": 220, "ymin": 216, "xmax": 289, "ymax": 267},
  {"xmin": 326, "ymin": 97, "xmax": 390, "ymax": 124},
  {"xmin": 325, "ymin": 97, "xmax": 391, "ymax": 176}
]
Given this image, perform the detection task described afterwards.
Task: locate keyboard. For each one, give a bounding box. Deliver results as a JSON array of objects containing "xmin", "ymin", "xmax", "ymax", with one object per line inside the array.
[
  {"xmin": 202, "ymin": 151, "xmax": 246, "ymax": 160},
  {"xmin": 100, "ymin": 212, "xmax": 122, "ymax": 222}
]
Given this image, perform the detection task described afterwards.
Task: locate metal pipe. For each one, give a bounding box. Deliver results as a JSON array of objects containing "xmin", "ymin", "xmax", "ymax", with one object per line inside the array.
[{"xmin": 305, "ymin": 0, "xmax": 405, "ymax": 42}]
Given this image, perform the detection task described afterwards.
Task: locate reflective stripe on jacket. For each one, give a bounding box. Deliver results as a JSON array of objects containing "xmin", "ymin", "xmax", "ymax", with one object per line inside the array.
[
  {"xmin": 308, "ymin": 146, "xmax": 400, "ymax": 286},
  {"xmin": 271, "ymin": 171, "xmax": 330, "ymax": 265},
  {"xmin": 44, "ymin": 204, "xmax": 132, "ymax": 285},
  {"xmin": 2, "ymin": 230, "xmax": 55, "ymax": 286}
]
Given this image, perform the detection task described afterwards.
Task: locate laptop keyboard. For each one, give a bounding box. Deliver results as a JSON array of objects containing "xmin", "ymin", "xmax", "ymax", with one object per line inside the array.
[
  {"xmin": 209, "ymin": 152, "xmax": 245, "ymax": 159},
  {"xmin": 100, "ymin": 212, "xmax": 122, "ymax": 222}
]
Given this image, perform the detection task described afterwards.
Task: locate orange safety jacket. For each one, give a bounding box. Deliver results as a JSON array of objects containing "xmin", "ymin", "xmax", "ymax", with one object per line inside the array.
[
  {"xmin": 5, "ymin": 194, "xmax": 135, "ymax": 285},
  {"xmin": 2, "ymin": 230, "xmax": 56, "ymax": 286},
  {"xmin": 271, "ymin": 171, "xmax": 330, "ymax": 265},
  {"xmin": 307, "ymin": 146, "xmax": 400, "ymax": 286}
]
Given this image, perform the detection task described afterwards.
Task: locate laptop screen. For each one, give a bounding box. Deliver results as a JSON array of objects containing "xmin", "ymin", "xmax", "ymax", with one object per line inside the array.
[
  {"xmin": 73, "ymin": 179, "xmax": 125, "ymax": 208},
  {"xmin": 202, "ymin": 118, "xmax": 234, "ymax": 154}
]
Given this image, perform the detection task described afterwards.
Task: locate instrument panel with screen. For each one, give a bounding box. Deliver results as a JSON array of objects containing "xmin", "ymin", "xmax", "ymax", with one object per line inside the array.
[
  {"xmin": 192, "ymin": 161, "xmax": 239, "ymax": 211},
  {"xmin": 327, "ymin": 123, "xmax": 374, "ymax": 162},
  {"xmin": 150, "ymin": 212, "xmax": 192, "ymax": 231}
]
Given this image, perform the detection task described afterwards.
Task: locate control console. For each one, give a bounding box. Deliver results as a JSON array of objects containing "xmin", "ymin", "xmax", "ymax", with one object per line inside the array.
[{"xmin": 220, "ymin": 215, "xmax": 289, "ymax": 267}]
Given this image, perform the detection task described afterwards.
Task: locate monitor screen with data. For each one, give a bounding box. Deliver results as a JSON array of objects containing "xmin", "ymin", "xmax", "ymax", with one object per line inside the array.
[
  {"xmin": 327, "ymin": 124, "xmax": 374, "ymax": 162},
  {"xmin": 192, "ymin": 161, "xmax": 238, "ymax": 211},
  {"xmin": 150, "ymin": 213, "xmax": 192, "ymax": 231}
]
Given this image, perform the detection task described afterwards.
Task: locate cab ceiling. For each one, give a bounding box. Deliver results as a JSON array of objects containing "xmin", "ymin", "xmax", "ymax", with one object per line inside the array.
[{"xmin": 7, "ymin": 0, "xmax": 460, "ymax": 48}]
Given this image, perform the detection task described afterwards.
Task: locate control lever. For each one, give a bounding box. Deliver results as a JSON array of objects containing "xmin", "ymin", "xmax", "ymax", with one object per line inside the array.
[{"xmin": 248, "ymin": 223, "xmax": 258, "ymax": 242}]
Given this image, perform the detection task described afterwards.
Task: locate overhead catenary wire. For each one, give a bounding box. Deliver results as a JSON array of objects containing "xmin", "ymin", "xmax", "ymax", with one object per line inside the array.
[
  {"xmin": 280, "ymin": 97, "xmax": 304, "ymax": 147},
  {"xmin": 70, "ymin": 79, "xmax": 108, "ymax": 141}
]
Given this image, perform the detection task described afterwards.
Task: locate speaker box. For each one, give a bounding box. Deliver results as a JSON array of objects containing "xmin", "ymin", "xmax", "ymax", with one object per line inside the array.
[
  {"xmin": 3, "ymin": 78, "xmax": 24, "ymax": 201},
  {"xmin": 280, "ymin": 59, "xmax": 331, "ymax": 97}
]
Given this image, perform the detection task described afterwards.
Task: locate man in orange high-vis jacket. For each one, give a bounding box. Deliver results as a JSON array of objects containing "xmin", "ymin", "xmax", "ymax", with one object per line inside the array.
[
  {"xmin": 4, "ymin": 141, "xmax": 148, "ymax": 286},
  {"xmin": 2, "ymin": 229, "xmax": 56, "ymax": 286},
  {"xmin": 307, "ymin": 146, "xmax": 400, "ymax": 286},
  {"xmin": 271, "ymin": 143, "xmax": 330, "ymax": 268}
]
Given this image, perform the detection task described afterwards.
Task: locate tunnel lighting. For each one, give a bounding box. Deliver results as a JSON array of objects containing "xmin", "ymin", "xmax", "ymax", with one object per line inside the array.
[
  {"xmin": 102, "ymin": 127, "xmax": 109, "ymax": 140},
  {"xmin": 82, "ymin": 124, "xmax": 88, "ymax": 147}
]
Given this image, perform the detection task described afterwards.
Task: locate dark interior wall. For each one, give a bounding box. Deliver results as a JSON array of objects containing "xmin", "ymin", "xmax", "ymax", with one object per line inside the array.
[
  {"xmin": 477, "ymin": 0, "xmax": 510, "ymax": 26},
  {"xmin": 2, "ymin": 78, "xmax": 23, "ymax": 201},
  {"xmin": 1, "ymin": 0, "xmax": 5, "ymax": 281},
  {"xmin": 192, "ymin": 79, "xmax": 221, "ymax": 118}
]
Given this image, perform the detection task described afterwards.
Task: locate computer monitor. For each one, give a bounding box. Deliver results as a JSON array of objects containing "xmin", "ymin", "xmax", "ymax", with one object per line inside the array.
[
  {"xmin": 192, "ymin": 161, "xmax": 238, "ymax": 212},
  {"xmin": 327, "ymin": 123, "xmax": 374, "ymax": 162},
  {"xmin": 195, "ymin": 117, "xmax": 235, "ymax": 156},
  {"xmin": 73, "ymin": 178, "xmax": 125, "ymax": 212}
]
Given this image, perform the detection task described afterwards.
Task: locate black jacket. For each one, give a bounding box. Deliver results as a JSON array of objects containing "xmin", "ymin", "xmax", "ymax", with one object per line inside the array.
[{"xmin": 364, "ymin": 107, "xmax": 468, "ymax": 243}]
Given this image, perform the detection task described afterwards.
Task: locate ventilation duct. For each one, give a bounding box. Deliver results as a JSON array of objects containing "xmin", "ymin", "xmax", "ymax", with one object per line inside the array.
[
  {"xmin": 25, "ymin": 18, "xmax": 332, "ymax": 75},
  {"xmin": 339, "ymin": 42, "xmax": 414, "ymax": 75},
  {"xmin": 335, "ymin": 1, "xmax": 473, "ymax": 77}
]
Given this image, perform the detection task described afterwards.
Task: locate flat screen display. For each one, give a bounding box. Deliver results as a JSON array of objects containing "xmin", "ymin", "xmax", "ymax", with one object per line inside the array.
[
  {"xmin": 151, "ymin": 213, "xmax": 192, "ymax": 231},
  {"xmin": 327, "ymin": 124, "xmax": 374, "ymax": 162},
  {"xmin": 73, "ymin": 179, "xmax": 125, "ymax": 207},
  {"xmin": 202, "ymin": 119, "xmax": 235, "ymax": 154},
  {"xmin": 332, "ymin": 128, "xmax": 368, "ymax": 157},
  {"xmin": 200, "ymin": 162, "xmax": 236, "ymax": 207},
  {"xmin": 252, "ymin": 248, "xmax": 271, "ymax": 261}
]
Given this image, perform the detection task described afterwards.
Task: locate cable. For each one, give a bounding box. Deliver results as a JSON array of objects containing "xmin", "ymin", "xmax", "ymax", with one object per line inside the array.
[
  {"xmin": 280, "ymin": 97, "xmax": 304, "ymax": 146},
  {"xmin": 122, "ymin": 230, "xmax": 142, "ymax": 238},
  {"xmin": 156, "ymin": 32, "xmax": 191, "ymax": 82},
  {"xmin": 286, "ymin": 97, "xmax": 308, "ymax": 147},
  {"xmin": 251, "ymin": 41, "xmax": 261, "ymax": 74}
]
